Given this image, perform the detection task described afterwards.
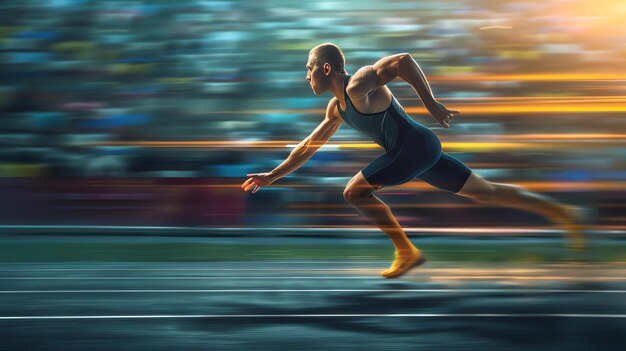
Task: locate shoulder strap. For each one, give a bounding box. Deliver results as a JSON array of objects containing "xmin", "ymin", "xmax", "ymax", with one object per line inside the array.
[{"xmin": 343, "ymin": 75, "xmax": 351, "ymax": 105}]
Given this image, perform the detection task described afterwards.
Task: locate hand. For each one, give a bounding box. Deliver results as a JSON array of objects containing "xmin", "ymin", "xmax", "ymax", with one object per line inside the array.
[
  {"xmin": 241, "ymin": 172, "xmax": 276, "ymax": 194},
  {"xmin": 428, "ymin": 100, "xmax": 460, "ymax": 128}
]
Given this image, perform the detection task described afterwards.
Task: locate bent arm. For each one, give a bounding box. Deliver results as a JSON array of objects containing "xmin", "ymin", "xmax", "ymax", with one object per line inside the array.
[
  {"xmin": 269, "ymin": 100, "xmax": 342, "ymax": 181},
  {"xmin": 348, "ymin": 53, "xmax": 438, "ymax": 109}
]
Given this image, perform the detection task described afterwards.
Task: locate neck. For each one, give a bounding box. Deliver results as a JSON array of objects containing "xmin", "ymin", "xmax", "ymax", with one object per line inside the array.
[{"xmin": 328, "ymin": 72, "xmax": 348, "ymax": 101}]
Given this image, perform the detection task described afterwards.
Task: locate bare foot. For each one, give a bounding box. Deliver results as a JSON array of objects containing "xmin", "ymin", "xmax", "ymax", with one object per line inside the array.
[{"xmin": 380, "ymin": 248, "xmax": 426, "ymax": 279}]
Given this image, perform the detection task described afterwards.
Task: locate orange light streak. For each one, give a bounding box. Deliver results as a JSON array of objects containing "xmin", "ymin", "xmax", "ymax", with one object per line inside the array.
[
  {"xmin": 496, "ymin": 134, "xmax": 626, "ymax": 140},
  {"xmin": 136, "ymin": 181, "xmax": 626, "ymax": 191},
  {"xmin": 203, "ymin": 100, "xmax": 626, "ymax": 115},
  {"xmin": 429, "ymin": 73, "xmax": 626, "ymax": 81},
  {"xmin": 92, "ymin": 139, "xmax": 626, "ymax": 150}
]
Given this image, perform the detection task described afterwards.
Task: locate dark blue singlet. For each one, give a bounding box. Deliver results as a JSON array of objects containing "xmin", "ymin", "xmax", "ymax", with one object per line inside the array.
[{"xmin": 337, "ymin": 74, "xmax": 471, "ymax": 193}]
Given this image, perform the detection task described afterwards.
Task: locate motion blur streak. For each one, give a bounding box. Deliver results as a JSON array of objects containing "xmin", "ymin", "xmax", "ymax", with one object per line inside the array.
[
  {"xmin": 92, "ymin": 141, "xmax": 624, "ymax": 150},
  {"xmin": 429, "ymin": 73, "xmax": 626, "ymax": 81},
  {"xmin": 1, "ymin": 0, "xmax": 625, "ymax": 349}
]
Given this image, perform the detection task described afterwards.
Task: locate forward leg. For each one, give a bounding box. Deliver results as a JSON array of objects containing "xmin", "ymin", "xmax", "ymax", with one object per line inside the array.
[{"xmin": 343, "ymin": 171, "xmax": 425, "ymax": 278}]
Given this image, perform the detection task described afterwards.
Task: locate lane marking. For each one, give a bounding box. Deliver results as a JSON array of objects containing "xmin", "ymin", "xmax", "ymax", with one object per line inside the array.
[
  {"xmin": 2, "ymin": 267, "xmax": 626, "ymax": 274},
  {"xmin": 0, "ymin": 289, "xmax": 624, "ymax": 294},
  {"xmin": 1, "ymin": 313, "xmax": 625, "ymax": 320},
  {"xmin": 0, "ymin": 276, "xmax": 626, "ymax": 282},
  {"xmin": 0, "ymin": 276, "xmax": 379, "ymax": 280},
  {"xmin": 0, "ymin": 261, "xmax": 388, "ymax": 265},
  {"xmin": 2, "ymin": 274, "xmax": 626, "ymax": 281},
  {"xmin": 0, "ymin": 268, "xmax": 375, "ymax": 272},
  {"xmin": 432, "ymin": 276, "xmax": 626, "ymax": 281},
  {"xmin": 0, "ymin": 263, "xmax": 612, "ymax": 266}
]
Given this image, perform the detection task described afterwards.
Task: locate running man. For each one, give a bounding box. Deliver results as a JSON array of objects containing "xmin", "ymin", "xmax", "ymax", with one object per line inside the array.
[{"xmin": 242, "ymin": 43, "xmax": 588, "ymax": 278}]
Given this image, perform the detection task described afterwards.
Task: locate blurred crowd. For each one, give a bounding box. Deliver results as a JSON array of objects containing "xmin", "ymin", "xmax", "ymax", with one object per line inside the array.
[
  {"xmin": 1, "ymin": 0, "xmax": 623, "ymax": 179},
  {"xmin": 0, "ymin": 0, "xmax": 624, "ymax": 227}
]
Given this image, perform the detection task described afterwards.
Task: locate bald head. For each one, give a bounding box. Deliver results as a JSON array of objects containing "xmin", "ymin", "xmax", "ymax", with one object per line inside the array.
[{"xmin": 310, "ymin": 43, "xmax": 346, "ymax": 74}]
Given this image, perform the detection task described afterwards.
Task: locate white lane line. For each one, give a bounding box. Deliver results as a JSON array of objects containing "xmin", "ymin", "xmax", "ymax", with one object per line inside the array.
[
  {"xmin": 2, "ymin": 267, "xmax": 626, "ymax": 275},
  {"xmin": 0, "ymin": 289, "xmax": 624, "ymax": 294},
  {"xmin": 0, "ymin": 276, "xmax": 376, "ymax": 280},
  {"xmin": 2, "ymin": 276, "xmax": 382, "ymax": 280},
  {"xmin": 1, "ymin": 276, "xmax": 626, "ymax": 281},
  {"xmin": 1, "ymin": 313, "xmax": 625, "ymax": 320},
  {"xmin": 0, "ymin": 267, "xmax": 376, "ymax": 272},
  {"xmin": 0, "ymin": 224, "xmax": 575, "ymax": 234},
  {"xmin": 0, "ymin": 269, "xmax": 372, "ymax": 274},
  {"xmin": 0, "ymin": 261, "xmax": 389, "ymax": 264},
  {"xmin": 0, "ymin": 276, "xmax": 625, "ymax": 283},
  {"xmin": 2, "ymin": 261, "xmax": 624, "ymax": 265}
]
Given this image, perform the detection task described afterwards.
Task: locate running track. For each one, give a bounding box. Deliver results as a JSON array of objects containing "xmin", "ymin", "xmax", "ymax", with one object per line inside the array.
[{"xmin": 1, "ymin": 258, "xmax": 625, "ymax": 350}]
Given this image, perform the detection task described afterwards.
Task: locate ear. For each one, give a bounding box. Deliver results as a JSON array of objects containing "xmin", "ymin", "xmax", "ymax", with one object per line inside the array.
[{"xmin": 323, "ymin": 63, "xmax": 332, "ymax": 76}]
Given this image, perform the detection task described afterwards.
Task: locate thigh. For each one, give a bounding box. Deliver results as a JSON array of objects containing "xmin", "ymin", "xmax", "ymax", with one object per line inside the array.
[
  {"xmin": 417, "ymin": 152, "xmax": 472, "ymax": 193},
  {"xmin": 455, "ymin": 171, "xmax": 497, "ymax": 199},
  {"xmin": 362, "ymin": 140, "xmax": 440, "ymax": 189}
]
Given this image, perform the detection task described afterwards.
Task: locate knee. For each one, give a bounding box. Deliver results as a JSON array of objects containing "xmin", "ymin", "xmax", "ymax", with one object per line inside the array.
[{"xmin": 343, "ymin": 186, "xmax": 366, "ymax": 205}]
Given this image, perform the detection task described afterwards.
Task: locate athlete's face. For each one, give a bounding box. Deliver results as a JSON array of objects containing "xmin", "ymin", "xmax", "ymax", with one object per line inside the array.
[{"xmin": 306, "ymin": 52, "xmax": 327, "ymax": 95}]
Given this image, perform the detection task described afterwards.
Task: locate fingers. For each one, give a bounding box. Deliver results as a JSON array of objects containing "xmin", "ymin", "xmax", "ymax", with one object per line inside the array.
[
  {"xmin": 242, "ymin": 175, "xmax": 263, "ymax": 193},
  {"xmin": 242, "ymin": 177, "xmax": 257, "ymax": 192},
  {"xmin": 438, "ymin": 117, "xmax": 449, "ymax": 128},
  {"xmin": 241, "ymin": 178, "xmax": 253, "ymax": 190},
  {"xmin": 441, "ymin": 110, "xmax": 459, "ymax": 128},
  {"xmin": 243, "ymin": 180, "xmax": 256, "ymax": 192}
]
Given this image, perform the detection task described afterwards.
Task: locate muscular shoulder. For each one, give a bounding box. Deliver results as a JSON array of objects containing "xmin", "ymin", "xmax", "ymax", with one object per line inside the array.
[
  {"xmin": 345, "ymin": 66, "xmax": 393, "ymax": 114},
  {"xmin": 346, "ymin": 66, "xmax": 378, "ymax": 100},
  {"xmin": 346, "ymin": 54, "xmax": 407, "ymax": 102}
]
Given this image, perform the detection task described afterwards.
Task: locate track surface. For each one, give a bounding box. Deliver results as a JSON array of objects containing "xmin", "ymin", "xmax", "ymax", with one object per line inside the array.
[{"xmin": 1, "ymin": 235, "xmax": 625, "ymax": 350}]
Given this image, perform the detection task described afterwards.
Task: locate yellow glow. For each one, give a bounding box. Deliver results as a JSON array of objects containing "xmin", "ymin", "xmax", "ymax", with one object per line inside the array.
[
  {"xmin": 93, "ymin": 140, "xmax": 625, "ymax": 151},
  {"xmin": 430, "ymin": 73, "xmax": 626, "ymax": 81},
  {"xmin": 204, "ymin": 95, "xmax": 626, "ymax": 115},
  {"xmin": 498, "ymin": 133, "xmax": 626, "ymax": 140},
  {"xmin": 497, "ymin": 50, "xmax": 542, "ymax": 60},
  {"xmin": 404, "ymin": 104, "xmax": 626, "ymax": 114},
  {"xmin": 479, "ymin": 26, "xmax": 513, "ymax": 30},
  {"xmin": 433, "ymin": 66, "xmax": 476, "ymax": 75}
]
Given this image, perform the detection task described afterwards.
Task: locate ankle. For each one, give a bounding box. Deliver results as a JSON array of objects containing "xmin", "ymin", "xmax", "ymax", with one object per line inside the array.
[{"xmin": 396, "ymin": 246, "xmax": 419, "ymax": 255}]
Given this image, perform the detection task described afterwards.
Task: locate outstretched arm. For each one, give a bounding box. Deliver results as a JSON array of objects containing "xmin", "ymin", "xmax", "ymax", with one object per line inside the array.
[
  {"xmin": 242, "ymin": 99, "xmax": 343, "ymax": 193},
  {"xmin": 268, "ymin": 102, "xmax": 342, "ymax": 180},
  {"xmin": 348, "ymin": 53, "xmax": 459, "ymax": 128}
]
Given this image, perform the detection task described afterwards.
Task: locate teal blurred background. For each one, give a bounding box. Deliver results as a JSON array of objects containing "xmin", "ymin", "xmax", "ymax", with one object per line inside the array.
[{"xmin": 0, "ymin": 0, "xmax": 624, "ymax": 231}]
